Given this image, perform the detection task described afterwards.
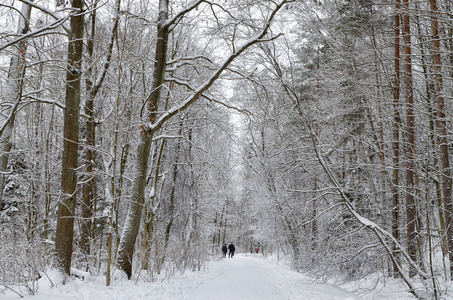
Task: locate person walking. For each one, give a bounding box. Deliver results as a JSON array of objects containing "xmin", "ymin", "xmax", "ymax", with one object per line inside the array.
[
  {"xmin": 228, "ymin": 242, "xmax": 235, "ymax": 258},
  {"xmin": 222, "ymin": 243, "xmax": 228, "ymax": 257}
]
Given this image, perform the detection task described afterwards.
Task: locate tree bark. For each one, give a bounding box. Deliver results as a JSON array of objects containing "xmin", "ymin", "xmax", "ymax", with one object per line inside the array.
[
  {"xmin": 143, "ymin": 139, "xmax": 164, "ymax": 270},
  {"xmin": 117, "ymin": 0, "xmax": 170, "ymax": 279},
  {"xmin": 53, "ymin": 0, "xmax": 84, "ymax": 276},
  {"xmin": 401, "ymin": 0, "xmax": 417, "ymax": 277},
  {"xmin": 391, "ymin": 0, "xmax": 401, "ymax": 278},
  {"xmin": 429, "ymin": 0, "xmax": 453, "ymax": 277},
  {"xmin": 80, "ymin": 117, "xmax": 96, "ymax": 262},
  {"xmin": 44, "ymin": 106, "xmax": 55, "ymax": 248},
  {"xmin": 80, "ymin": 3, "xmax": 97, "ymax": 264}
]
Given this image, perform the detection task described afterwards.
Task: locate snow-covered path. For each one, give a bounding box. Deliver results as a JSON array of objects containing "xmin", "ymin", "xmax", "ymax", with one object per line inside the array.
[
  {"xmin": 185, "ymin": 254, "xmax": 363, "ymax": 300},
  {"xmin": 186, "ymin": 254, "xmax": 285, "ymax": 299},
  {"xmin": 7, "ymin": 253, "xmax": 405, "ymax": 299}
]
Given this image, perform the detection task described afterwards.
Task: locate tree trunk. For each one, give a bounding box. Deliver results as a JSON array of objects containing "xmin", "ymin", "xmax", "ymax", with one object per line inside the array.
[
  {"xmin": 44, "ymin": 106, "xmax": 55, "ymax": 251},
  {"xmin": 157, "ymin": 128, "xmax": 181, "ymax": 272},
  {"xmin": 429, "ymin": 0, "xmax": 453, "ymax": 277},
  {"xmin": 391, "ymin": 0, "xmax": 404, "ymax": 278},
  {"xmin": 80, "ymin": 3, "xmax": 97, "ymax": 265},
  {"xmin": 424, "ymin": 56, "xmax": 449, "ymax": 276},
  {"xmin": 81, "ymin": 0, "xmax": 120, "ymax": 265},
  {"xmin": 220, "ymin": 199, "xmax": 229, "ymax": 247},
  {"xmin": 143, "ymin": 138, "xmax": 164, "ymax": 270},
  {"xmin": 115, "ymin": 143, "xmax": 130, "ymax": 257},
  {"xmin": 311, "ymin": 176, "xmax": 318, "ymax": 259},
  {"xmin": 401, "ymin": 0, "xmax": 417, "ymax": 277},
  {"xmin": 53, "ymin": 0, "xmax": 84, "ymax": 276},
  {"xmin": 106, "ymin": 129, "xmax": 118, "ymax": 286},
  {"xmin": 117, "ymin": 0, "xmax": 170, "ymax": 279},
  {"xmin": 117, "ymin": 135, "xmax": 153, "ymax": 278}
]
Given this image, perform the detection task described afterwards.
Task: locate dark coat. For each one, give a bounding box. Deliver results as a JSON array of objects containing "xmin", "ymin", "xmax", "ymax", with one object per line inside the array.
[
  {"xmin": 228, "ymin": 244, "xmax": 235, "ymax": 252},
  {"xmin": 222, "ymin": 245, "xmax": 227, "ymax": 253}
]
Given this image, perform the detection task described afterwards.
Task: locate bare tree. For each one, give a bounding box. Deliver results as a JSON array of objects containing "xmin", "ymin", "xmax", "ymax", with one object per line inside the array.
[
  {"xmin": 429, "ymin": 0, "xmax": 453, "ymax": 277},
  {"xmin": 117, "ymin": 0, "xmax": 289, "ymax": 279},
  {"xmin": 80, "ymin": 0, "xmax": 121, "ymax": 271},
  {"xmin": 391, "ymin": 0, "xmax": 401, "ymax": 278},
  {"xmin": 53, "ymin": 0, "xmax": 85, "ymax": 276},
  {"xmin": 401, "ymin": 0, "xmax": 417, "ymax": 277}
]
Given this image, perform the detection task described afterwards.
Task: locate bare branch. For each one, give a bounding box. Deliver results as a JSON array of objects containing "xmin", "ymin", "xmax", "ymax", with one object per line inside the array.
[
  {"xmin": 18, "ymin": 0, "xmax": 70, "ymax": 32},
  {"xmin": 0, "ymin": 15, "xmax": 70, "ymax": 52},
  {"xmin": 164, "ymin": 0, "xmax": 206, "ymax": 29},
  {"xmin": 146, "ymin": 0, "xmax": 289, "ymax": 135}
]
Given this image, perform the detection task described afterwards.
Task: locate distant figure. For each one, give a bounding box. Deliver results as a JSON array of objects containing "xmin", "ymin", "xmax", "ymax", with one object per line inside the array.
[
  {"xmin": 222, "ymin": 243, "xmax": 228, "ymax": 257},
  {"xmin": 250, "ymin": 247, "xmax": 253, "ymax": 254},
  {"xmin": 255, "ymin": 247, "xmax": 259, "ymax": 254},
  {"xmin": 228, "ymin": 242, "xmax": 235, "ymax": 258}
]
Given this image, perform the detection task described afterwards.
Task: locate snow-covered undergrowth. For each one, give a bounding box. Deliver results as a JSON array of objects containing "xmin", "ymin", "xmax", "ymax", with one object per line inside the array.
[
  {"xmin": 1, "ymin": 253, "xmax": 438, "ymax": 299},
  {"xmin": 264, "ymin": 254, "xmax": 421, "ymax": 300}
]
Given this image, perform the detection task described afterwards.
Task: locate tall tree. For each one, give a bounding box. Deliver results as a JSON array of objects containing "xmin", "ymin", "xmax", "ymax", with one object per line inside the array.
[
  {"xmin": 53, "ymin": 0, "xmax": 85, "ymax": 276},
  {"xmin": 429, "ymin": 0, "xmax": 453, "ymax": 277},
  {"xmin": 116, "ymin": 0, "xmax": 172, "ymax": 278},
  {"xmin": 391, "ymin": 0, "xmax": 401, "ymax": 277},
  {"xmin": 401, "ymin": 0, "xmax": 417, "ymax": 276},
  {"xmin": 80, "ymin": 0, "xmax": 121, "ymax": 268}
]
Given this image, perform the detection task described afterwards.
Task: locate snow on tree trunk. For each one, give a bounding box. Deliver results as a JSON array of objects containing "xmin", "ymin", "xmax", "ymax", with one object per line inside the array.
[
  {"xmin": 117, "ymin": 137, "xmax": 153, "ymax": 278},
  {"xmin": 116, "ymin": 0, "xmax": 169, "ymax": 279}
]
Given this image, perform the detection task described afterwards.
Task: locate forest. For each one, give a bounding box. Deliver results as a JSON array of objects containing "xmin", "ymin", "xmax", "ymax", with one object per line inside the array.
[{"xmin": 1, "ymin": 0, "xmax": 453, "ymax": 298}]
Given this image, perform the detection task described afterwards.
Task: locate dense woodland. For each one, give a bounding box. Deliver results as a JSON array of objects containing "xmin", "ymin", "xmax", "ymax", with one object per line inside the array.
[{"xmin": 2, "ymin": 0, "xmax": 453, "ymax": 298}]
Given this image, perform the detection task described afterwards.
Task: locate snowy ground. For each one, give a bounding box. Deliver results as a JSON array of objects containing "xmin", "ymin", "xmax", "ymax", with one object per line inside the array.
[{"xmin": 2, "ymin": 253, "xmax": 420, "ymax": 299}]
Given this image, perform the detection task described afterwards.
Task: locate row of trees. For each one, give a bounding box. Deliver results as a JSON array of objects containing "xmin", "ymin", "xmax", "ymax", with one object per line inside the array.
[
  {"xmin": 224, "ymin": 0, "xmax": 453, "ymax": 298},
  {"xmin": 0, "ymin": 0, "xmax": 291, "ymax": 295}
]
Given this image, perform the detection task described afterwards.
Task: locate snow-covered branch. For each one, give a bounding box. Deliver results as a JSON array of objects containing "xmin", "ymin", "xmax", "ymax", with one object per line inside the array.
[
  {"xmin": 165, "ymin": 77, "xmax": 252, "ymax": 115},
  {"xmin": 0, "ymin": 15, "xmax": 70, "ymax": 51},
  {"xmin": 164, "ymin": 0, "xmax": 206, "ymax": 29},
  {"xmin": 145, "ymin": 0, "xmax": 289, "ymax": 135},
  {"xmin": 18, "ymin": 0, "xmax": 71, "ymax": 32}
]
